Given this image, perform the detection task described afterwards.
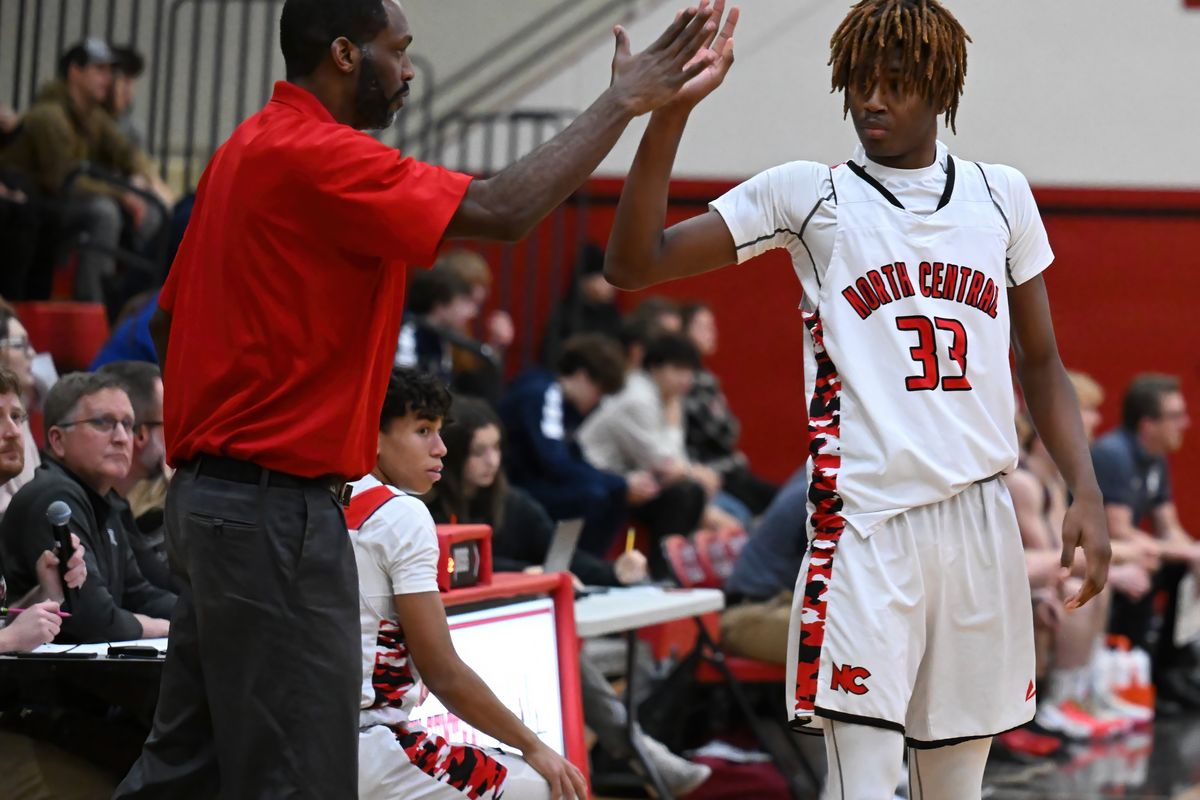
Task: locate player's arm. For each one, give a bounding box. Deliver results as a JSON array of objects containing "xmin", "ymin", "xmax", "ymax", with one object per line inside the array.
[
  {"xmin": 605, "ymin": 4, "xmax": 739, "ymax": 290},
  {"xmin": 396, "ymin": 591, "xmax": 588, "ymax": 800},
  {"xmin": 445, "ymin": 7, "xmax": 719, "ymax": 244},
  {"xmin": 1009, "ymin": 275, "xmax": 1110, "ymax": 609}
]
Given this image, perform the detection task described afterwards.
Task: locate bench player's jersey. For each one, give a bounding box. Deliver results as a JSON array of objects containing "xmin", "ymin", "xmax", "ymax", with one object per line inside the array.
[
  {"xmin": 712, "ymin": 141, "xmax": 1053, "ymax": 537},
  {"xmin": 348, "ymin": 474, "xmax": 441, "ymax": 727}
]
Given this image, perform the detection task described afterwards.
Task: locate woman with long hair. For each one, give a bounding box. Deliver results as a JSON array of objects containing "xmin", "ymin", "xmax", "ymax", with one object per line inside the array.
[
  {"xmin": 429, "ymin": 396, "xmax": 646, "ymax": 587},
  {"xmin": 429, "ymin": 395, "xmax": 712, "ymax": 796}
]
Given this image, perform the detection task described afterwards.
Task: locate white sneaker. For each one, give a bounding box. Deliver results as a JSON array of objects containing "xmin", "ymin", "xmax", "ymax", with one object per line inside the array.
[
  {"xmin": 634, "ymin": 733, "xmax": 713, "ymax": 797},
  {"xmin": 1034, "ymin": 701, "xmax": 1093, "ymax": 740}
]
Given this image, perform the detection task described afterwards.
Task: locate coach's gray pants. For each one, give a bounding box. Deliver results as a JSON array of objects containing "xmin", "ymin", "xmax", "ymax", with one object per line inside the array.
[{"xmin": 113, "ymin": 463, "xmax": 360, "ymax": 800}]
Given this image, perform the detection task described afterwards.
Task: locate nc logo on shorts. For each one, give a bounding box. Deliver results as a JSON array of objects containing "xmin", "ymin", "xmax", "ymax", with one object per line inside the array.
[{"xmin": 830, "ymin": 663, "xmax": 871, "ymax": 695}]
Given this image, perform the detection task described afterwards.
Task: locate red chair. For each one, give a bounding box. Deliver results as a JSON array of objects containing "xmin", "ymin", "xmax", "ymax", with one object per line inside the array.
[
  {"xmin": 719, "ymin": 527, "xmax": 749, "ymax": 560},
  {"xmin": 661, "ymin": 533, "xmax": 715, "ymax": 589},
  {"xmin": 14, "ymin": 301, "xmax": 110, "ymax": 371}
]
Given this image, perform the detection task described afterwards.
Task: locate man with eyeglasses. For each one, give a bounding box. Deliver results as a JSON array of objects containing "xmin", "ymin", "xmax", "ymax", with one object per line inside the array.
[
  {"xmin": 96, "ymin": 361, "xmax": 171, "ymax": 592},
  {"xmin": 0, "ymin": 371, "xmax": 175, "ymax": 643},
  {"xmin": 1093, "ymin": 373, "xmax": 1200, "ymax": 714}
]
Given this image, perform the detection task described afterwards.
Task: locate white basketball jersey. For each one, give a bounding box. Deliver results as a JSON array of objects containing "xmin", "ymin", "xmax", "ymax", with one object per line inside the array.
[{"xmin": 809, "ymin": 154, "xmax": 1025, "ymax": 535}]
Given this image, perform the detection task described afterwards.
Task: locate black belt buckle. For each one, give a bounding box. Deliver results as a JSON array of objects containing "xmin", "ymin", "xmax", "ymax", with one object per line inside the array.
[{"xmin": 334, "ymin": 483, "xmax": 353, "ymax": 508}]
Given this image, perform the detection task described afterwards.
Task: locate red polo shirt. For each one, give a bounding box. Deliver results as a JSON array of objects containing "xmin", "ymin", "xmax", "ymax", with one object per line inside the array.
[{"xmin": 160, "ymin": 82, "xmax": 472, "ymax": 479}]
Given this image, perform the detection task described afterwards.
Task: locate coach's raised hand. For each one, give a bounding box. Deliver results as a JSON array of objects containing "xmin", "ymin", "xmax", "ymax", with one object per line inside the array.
[
  {"xmin": 445, "ymin": 7, "xmax": 724, "ymax": 244},
  {"xmin": 608, "ymin": 6, "xmax": 720, "ymax": 116}
]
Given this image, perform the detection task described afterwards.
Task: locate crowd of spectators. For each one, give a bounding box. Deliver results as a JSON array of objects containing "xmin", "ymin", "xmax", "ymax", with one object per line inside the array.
[
  {"xmin": 995, "ymin": 371, "xmax": 1199, "ymax": 760},
  {"xmin": 0, "ymin": 38, "xmax": 184, "ymax": 318}
]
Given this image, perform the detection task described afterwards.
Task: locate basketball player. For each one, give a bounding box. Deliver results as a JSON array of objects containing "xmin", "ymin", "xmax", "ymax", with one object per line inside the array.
[{"xmin": 604, "ymin": 1, "xmax": 1111, "ymax": 797}]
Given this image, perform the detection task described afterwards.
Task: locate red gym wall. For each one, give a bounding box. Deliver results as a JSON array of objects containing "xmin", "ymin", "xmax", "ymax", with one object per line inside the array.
[{"xmin": 472, "ymin": 179, "xmax": 1200, "ymax": 530}]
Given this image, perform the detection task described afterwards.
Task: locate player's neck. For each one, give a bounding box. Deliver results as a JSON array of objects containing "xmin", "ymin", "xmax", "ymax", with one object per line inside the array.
[{"xmin": 863, "ymin": 139, "xmax": 938, "ymax": 171}]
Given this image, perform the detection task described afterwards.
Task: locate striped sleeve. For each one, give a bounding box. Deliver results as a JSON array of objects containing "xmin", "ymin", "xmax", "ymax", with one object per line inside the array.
[{"xmin": 709, "ymin": 161, "xmax": 827, "ymax": 270}]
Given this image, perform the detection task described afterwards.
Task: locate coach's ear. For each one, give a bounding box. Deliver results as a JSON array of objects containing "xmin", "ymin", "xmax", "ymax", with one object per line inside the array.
[{"xmin": 329, "ymin": 36, "xmax": 359, "ymax": 75}]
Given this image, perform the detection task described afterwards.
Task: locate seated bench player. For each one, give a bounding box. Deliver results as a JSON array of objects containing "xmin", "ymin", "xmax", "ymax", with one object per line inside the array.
[{"xmin": 349, "ymin": 367, "xmax": 588, "ymax": 800}]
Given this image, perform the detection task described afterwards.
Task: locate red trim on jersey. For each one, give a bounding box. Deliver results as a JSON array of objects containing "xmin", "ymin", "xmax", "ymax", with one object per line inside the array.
[
  {"xmin": 794, "ymin": 310, "xmax": 848, "ymax": 718},
  {"xmin": 346, "ymin": 485, "xmax": 398, "ymax": 530}
]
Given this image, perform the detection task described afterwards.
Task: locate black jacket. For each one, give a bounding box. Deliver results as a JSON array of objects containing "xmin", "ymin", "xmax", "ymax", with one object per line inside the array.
[{"xmin": 0, "ymin": 458, "xmax": 177, "ymax": 642}]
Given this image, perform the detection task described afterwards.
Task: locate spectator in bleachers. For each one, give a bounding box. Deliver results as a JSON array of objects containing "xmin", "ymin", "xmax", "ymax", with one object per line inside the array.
[
  {"xmin": 433, "ymin": 250, "xmax": 511, "ymax": 402},
  {"xmin": 431, "ymin": 395, "xmax": 648, "ymax": 587},
  {"xmin": 0, "ymin": 302, "xmax": 41, "ymax": 517},
  {"xmin": 96, "ymin": 360, "xmax": 171, "ymax": 592},
  {"xmin": 720, "ymin": 469, "xmax": 807, "ymax": 664},
  {"xmin": 499, "ymin": 334, "xmax": 661, "ymax": 560},
  {"xmin": 629, "ymin": 296, "xmax": 683, "ymax": 335},
  {"xmin": 681, "ymin": 302, "xmax": 778, "ymax": 515},
  {"xmin": 90, "ymin": 291, "xmax": 160, "ymax": 369},
  {"xmin": 1094, "ymin": 374, "xmax": 1200, "ymax": 713},
  {"xmin": 578, "ymin": 333, "xmax": 738, "ymax": 569},
  {"xmin": 617, "ymin": 297, "xmax": 686, "ymax": 377},
  {"xmin": 429, "ymin": 393, "xmax": 712, "ymax": 795},
  {"xmin": 0, "ymin": 363, "xmax": 87, "ymax": 652},
  {"xmin": 0, "ymin": 371, "xmax": 174, "ymax": 642},
  {"xmin": 395, "ymin": 268, "xmax": 479, "ymax": 386},
  {"xmin": 0, "ymin": 39, "xmax": 161, "ymax": 303},
  {"xmin": 436, "ymin": 249, "xmax": 514, "ymax": 357},
  {"xmin": 540, "ymin": 243, "xmax": 623, "ymax": 366},
  {"xmin": 106, "ymin": 46, "xmax": 147, "ymax": 149}
]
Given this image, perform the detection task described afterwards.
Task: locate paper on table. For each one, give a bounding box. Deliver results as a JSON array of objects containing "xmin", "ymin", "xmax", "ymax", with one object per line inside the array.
[{"xmin": 34, "ymin": 638, "xmax": 169, "ymax": 656}]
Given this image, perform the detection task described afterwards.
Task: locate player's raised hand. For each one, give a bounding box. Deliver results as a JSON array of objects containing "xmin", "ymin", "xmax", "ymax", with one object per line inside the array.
[
  {"xmin": 666, "ymin": 0, "xmax": 739, "ymax": 110},
  {"xmin": 609, "ymin": 6, "xmax": 719, "ymax": 116},
  {"xmin": 1061, "ymin": 494, "xmax": 1111, "ymax": 610}
]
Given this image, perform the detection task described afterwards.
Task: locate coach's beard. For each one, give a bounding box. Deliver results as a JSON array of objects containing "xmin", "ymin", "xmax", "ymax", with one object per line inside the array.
[{"xmin": 355, "ymin": 53, "xmax": 407, "ymax": 131}]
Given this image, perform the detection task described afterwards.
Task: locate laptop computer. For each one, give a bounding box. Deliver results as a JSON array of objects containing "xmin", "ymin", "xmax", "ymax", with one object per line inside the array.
[{"xmin": 543, "ymin": 519, "xmax": 584, "ymax": 574}]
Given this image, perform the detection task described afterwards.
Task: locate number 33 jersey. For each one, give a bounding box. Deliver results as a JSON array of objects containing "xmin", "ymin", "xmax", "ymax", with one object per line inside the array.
[{"xmin": 712, "ymin": 141, "xmax": 1054, "ymax": 537}]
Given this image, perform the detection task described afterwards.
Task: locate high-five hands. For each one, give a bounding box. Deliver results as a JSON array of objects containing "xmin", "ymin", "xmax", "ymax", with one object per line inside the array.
[
  {"xmin": 609, "ymin": 4, "xmax": 729, "ymax": 116},
  {"xmin": 666, "ymin": 0, "xmax": 739, "ymax": 110}
]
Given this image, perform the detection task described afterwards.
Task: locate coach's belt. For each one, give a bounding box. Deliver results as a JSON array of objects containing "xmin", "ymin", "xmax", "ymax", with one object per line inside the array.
[{"xmin": 194, "ymin": 455, "xmax": 352, "ymax": 507}]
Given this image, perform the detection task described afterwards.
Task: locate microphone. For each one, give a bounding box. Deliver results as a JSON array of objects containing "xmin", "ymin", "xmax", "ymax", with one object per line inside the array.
[{"xmin": 46, "ymin": 500, "xmax": 75, "ymax": 611}]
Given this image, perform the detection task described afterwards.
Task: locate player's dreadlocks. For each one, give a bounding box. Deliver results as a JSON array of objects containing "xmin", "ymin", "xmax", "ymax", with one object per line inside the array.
[{"xmin": 829, "ymin": 0, "xmax": 970, "ymax": 133}]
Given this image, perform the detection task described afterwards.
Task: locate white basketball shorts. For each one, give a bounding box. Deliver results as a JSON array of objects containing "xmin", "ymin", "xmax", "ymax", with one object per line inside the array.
[
  {"xmin": 785, "ymin": 477, "xmax": 1037, "ymax": 747},
  {"xmin": 358, "ymin": 722, "xmax": 551, "ymax": 800}
]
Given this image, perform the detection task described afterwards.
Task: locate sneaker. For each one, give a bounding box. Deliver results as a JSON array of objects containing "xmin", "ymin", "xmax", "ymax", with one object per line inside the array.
[
  {"xmin": 995, "ymin": 727, "xmax": 1063, "ymax": 759},
  {"xmin": 1092, "ymin": 684, "xmax": 1154, "ymax": 725},
  {"xmin": 1058, "ymin": 700, "xmax": 1130, "ymax": 739},
  {"xmin": 633, "ymin": 733, "xmax": 712, "ymax": 797},
  {"xmin": 1034, "ymin": 701, "xmax": 1098, "ymax": 741}
]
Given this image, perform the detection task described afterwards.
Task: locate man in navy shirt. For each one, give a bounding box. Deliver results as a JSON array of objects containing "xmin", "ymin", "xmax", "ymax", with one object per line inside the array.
[
  {"xmin": 1093, "ymin": 373, "xmax": 1200, "ymax": 711},
  {"xmin": 500, "ymin": 335, "xmax": 647, "ymax": 553}
]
